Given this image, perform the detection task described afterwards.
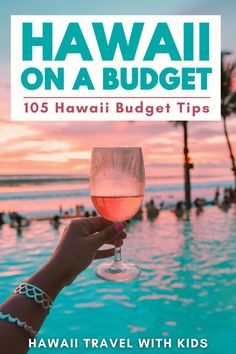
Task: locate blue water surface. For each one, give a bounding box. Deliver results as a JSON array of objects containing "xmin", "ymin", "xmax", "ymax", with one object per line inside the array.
[{"xmin": 0, "ymin": 206, "xmax": 236, "ymax": 354}]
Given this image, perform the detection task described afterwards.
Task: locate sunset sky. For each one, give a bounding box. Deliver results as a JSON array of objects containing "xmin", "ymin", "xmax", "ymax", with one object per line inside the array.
[{"xmin": 0, "ymin": 0, "xmax": 236, "ymax": 179}]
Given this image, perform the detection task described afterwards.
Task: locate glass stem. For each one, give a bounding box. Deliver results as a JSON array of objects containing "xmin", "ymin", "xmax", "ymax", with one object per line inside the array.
[{"xmin": 114, "ymin": 246, "xmax": 122, "ymax": 262}]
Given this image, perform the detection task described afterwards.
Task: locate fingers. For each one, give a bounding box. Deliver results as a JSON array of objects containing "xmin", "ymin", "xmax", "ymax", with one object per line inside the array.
[
  {"xmin": 70, "ymin": 217, "xmax": 112, "ymax": 235},
  {"xmin": 85, "ymin": 217, "xmax": 112, "ymax": 234},
  {"xmin": 95, "ymin": 248, "xmax": 115, "ymax": 259},
  {"xmin": 106, "ymin": 233, "xmax": 126, "ymax": 246},
  {"xmin": 89, "ymin": 222, "xmax": 125, "ymax": 248},
  {"xmin": 114, "ymin": 237, "xmax": 123, "ymax": 247}
]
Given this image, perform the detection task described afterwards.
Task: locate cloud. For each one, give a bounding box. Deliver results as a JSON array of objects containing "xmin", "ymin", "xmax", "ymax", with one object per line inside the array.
[
  {"xmin": 203, "ymin": 134, "xmax": 236, "ymax": 144},
  {"xmin": 0, "ymin": 123, "xmax": 39, "ymax": 144},
  {"xmin": 3, "ymin": 140, "xmax": 72, "ymax": 153},
  {"xmin": 24, "ymin": 151, "xmax": 91, "ymax": 163}
]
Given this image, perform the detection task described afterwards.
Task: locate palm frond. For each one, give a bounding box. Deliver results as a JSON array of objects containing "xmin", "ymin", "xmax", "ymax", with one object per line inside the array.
[{"xmin": 221, "ymin": 53, "xmax": 236, "ymax": 118}]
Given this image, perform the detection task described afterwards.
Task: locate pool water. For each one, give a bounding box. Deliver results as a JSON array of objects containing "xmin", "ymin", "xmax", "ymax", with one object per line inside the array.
[{"xmin": 0, "ymin": 206, "xmax": 236, "ymax": 354}]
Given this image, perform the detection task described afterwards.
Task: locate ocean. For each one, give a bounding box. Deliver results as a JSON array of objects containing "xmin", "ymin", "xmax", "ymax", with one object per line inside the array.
[{"xmin": 0, "ymin": 174, "xmax": 234, "ymax": 218}]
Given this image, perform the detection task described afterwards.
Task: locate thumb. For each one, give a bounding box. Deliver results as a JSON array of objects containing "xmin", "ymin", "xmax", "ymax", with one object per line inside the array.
[{"xmin": 89, "ymin": 222, "xmax": 125, "ymax": 249}]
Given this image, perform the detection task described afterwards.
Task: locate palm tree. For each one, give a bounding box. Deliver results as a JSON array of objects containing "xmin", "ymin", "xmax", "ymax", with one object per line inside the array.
[
  {"xmin": 221, "ymin": 52, "xmax": 236, "ymax": 189},
  {"xmin": 174, "ymin": 121, "xmax": 194, "ymax": 209}
]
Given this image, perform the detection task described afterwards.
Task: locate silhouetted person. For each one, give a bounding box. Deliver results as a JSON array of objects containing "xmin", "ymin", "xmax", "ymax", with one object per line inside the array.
[
  {"xmin": 75, "ymin": 205, "xmax": 80, "ymax": 216},
  {"xmin": 223, "ymin": 188, "xmax": 231, "ymax": 204},
  {"xmin": 175, "ymin": 201, "xmax": 186, "ymax": 219},
  {"xmin": 9, "ymin": 212, "xmax": 29, "ymax": 228},
  {"xmin": 0, "ymin": 212, "xmax": 5, "ymax": 226},
  {"xmin": 229, "ymin": 187, "xmax": 236, "ymax": 203},
  {"xmin": 51, "ymin": 215, "xmax": 61, "ymax": 229},
  {"xmin": 194, "ymin": 198, "xmax": 205, "ymax": 216},
  {"xmin": 220, "ymin": 194, "xmax": 231, "ymax": 211},
  {"xmin": 160, "ymin": 201, "xmax": 165, "ymax": 209},
  {"xmin": 194, "ymin": 198, "xmax": 205, "ymax": 209},
  {"xmin": 84, "ymin": 211, "xmax": 90, "ymax": 217},
  {"xmin": 92, "ymin": 210, "xmax": 97, "ymax": 217},
  {"xmin": 147, "ymin": 199, "xmax": 159, "ymax": 220},
  {"xmin": 213, "ymin": 187, "xmax": 220, "ymax": 205}
]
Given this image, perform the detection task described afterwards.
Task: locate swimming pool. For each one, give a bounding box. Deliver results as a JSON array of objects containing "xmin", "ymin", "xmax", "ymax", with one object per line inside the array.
[{"xmin": 0, "ymin": 206, "xmax": 236, "ymax": 354}]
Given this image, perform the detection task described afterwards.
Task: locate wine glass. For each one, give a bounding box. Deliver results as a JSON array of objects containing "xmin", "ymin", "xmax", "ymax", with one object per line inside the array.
[{"xmin": 90, "ymin": 147, "xmax": 145, "ymax": 282}]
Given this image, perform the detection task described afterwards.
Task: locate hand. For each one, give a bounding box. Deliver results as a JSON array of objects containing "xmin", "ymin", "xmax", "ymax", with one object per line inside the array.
[
  {"xmin": 50, "ymin": 217, "xmax": 126, "ymax": 286},
  {"xmin": 0, "ymin": 217, "xmax": 126, "ymax": 353}
]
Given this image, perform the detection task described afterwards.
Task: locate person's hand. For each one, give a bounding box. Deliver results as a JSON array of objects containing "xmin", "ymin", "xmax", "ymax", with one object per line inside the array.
[{"xmin": 50, "ymin": 217, "xmax": 126, "ymax": 286}]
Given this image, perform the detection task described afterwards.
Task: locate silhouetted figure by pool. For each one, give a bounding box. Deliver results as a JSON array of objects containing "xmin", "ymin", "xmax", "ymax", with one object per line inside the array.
[
  {"xmin": 0, "ymin": 212, "xmax": 5, "ymax": 226},
  {"xmin": 75, "ymin": 204, "xmax": 85, "ymax": 216},
  {"xmin": 146, "ymin": 199, "xmax": 159, "ymax": 220},
  {"xmin": 160, "ymin": 201, "xmax": 165, "ymax": 209},
  {"xmin": 223, "ymin": 188, "xmax": 231, "ymax": 202},
  {"xmin": 219, "ymin": 190, "xmax": 231, "ymax": 211},
  {"xmin": 51, "ymin": 215, "xmax": 61, "ymax": 229},
  {"xmin": 174, "ymin": 201, "xmax": 186, "ymax": 219},
  {"xmin": 194, "ymin": 198, "xmax": 205, "ymax": 215},
  {"xmin": 9, "ymin": 212, "xmax": 30, "ymax": 229},
  {"xmin": 213, "ymin": 187, "xmax": 220, "ymax": 205},
  {"xmin": 229, "ymin": 187, "xmax": 236, "ymax": 203}
]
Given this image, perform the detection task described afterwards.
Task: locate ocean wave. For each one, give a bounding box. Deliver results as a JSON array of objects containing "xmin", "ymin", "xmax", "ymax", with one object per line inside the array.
[
  {"xmin": 0, "ymin": 174, "xmax": 88, "ymax": 186},
  {"xmin": 0, "ymin": 188, "xmax": 90, "ymax": 200},
  {"xmin": 0, "ymin": 180, "xmax": 233, "ymax": 201}
]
